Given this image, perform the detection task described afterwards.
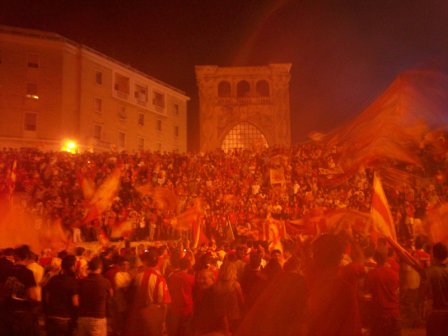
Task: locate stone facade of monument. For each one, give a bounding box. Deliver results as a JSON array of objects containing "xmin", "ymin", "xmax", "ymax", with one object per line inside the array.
[{"xmin": 195, "ymin": 64, "xmax": 292, "ymax": 152}]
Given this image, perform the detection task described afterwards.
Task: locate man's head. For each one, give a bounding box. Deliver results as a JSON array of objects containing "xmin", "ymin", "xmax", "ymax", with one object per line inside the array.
[
  {"xmin": 179, "ymin": 257, "xmax": 191, "ymax": 271},
  {"xmin": 88, "ymin": 256, "xmax": 103, "ymax": 274},
  {"xmin": 14, "ymin": 245, "xmax": 31, "ymax": 263},
  {"xmin": 197, "ymin": 268, "xmax": 215, "ymax": 290},
  {"xmin": 374, "ymin": 246, "xmax": 389, "ymax": 266},
  {"xmin": 140, "ymin": 247, "xmax": 159, "ymax": 268},
  {"xmin": 62, "ymin": 255, "xmax": 77, "ymax": 275}
]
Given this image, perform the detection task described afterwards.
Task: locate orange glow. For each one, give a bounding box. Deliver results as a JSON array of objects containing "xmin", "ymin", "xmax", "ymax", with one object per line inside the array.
[{"xmin": 61, "ymin": 139, "xmax": 78, "ymax": 153}]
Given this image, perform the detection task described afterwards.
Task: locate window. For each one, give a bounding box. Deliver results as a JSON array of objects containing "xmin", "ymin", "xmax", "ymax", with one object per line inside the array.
[
  {"xmin": 118, "ymin": 132, "xmax": 126, "ymax": 147},
  {"xmin": 114, "ymin": 73, "xmax": 130, "ymax": 98},
  {"xmin": 156, "ymin": 119, "xmax": 162, "ymax": 131},
  {"xmin": 256, "ymin": 80, "xmax": 270, "ymax": 97},
  {"xmin": 173, "ymin": 104, "xmax": 179, "ymax": 116},
  {"xmin": 27, "ymin": 54, "xmax": 39, "ymax": 68},
  {"xmin": 221, "ymin": 122, "xmax": 268, "ymax": 152},
  {"xmin": 138, "ymin": 137, "xmax": 145, "ymax": 151},
  {"xmin": 94, "ymin": 125, "xmax": 102, "ymax": 140},
  {"xmin": 94, "ymin": 98, "xmax": 102, "ymax": 113},
  {"xmin": 153, "ymin": 91, "xmax": 165, "ymax": 108},
  {"xmin": 118, "ymin": 106, "xmax": 127, "ymax": 120},
  {"xmin": 174, "ymin": 126, "xmax": 179, "ymax": 137},
  {"xmin": 26, "ymin": 83, "xmax": 39, "ymax": 99},
  {"xmin": 95, "ymin": 71, "xmax": 103, "ymax": 85},
  {"xmin": 24, "ymin": 112, "xmax": 37, "ymax": 131},
  {"xmin": 218, "ymin": 81, "xmax": 231, "ymax": 97},
  {"xmin": 237, "ymin": 80, "xmax": 250, "ymax": 97},
  {"xmin": 138, "ymin": 113, "xmax": 145, "ymax": 126},
  {"xmin": 135, "ymin": 84, "xmax": 148, "ymax": 105}
]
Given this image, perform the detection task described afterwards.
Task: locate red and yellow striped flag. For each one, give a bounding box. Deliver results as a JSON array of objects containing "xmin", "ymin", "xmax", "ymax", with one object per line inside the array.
[{"xmin": 371, "ymin": 173, "xmax": 397, "ymax": 240}]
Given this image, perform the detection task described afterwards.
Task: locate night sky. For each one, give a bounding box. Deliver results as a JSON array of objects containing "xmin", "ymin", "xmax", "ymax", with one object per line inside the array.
[{"xmin": 1, "ymin": 0, "xmax": 448, "ymax": 150}]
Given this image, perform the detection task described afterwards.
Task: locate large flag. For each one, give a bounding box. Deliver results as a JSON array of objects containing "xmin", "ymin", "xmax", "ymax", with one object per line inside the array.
[
  {"xmin": 83, "ymin": 169, "xmax": 121, "ymax": 224},
  {"xmin": 170, "ymin": 199, "xmax": 208, "ymax": 248},
  {"xmin": 77, "ymin": 171, "xmax": 95, "ymax": 200},
  {"xmin": 371, "ymin": 173, "xmax": 423, "ymax": 274},
  {"xmin": 136, "ymin": 185, "xmax": 179, "ymax": 213},
  {"xmin": 371, "ymin": 173, "xmax": 397, "ymax": 240}
]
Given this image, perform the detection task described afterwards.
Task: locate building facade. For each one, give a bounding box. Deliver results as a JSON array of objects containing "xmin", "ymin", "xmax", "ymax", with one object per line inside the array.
[
  {"xmin": 0, "ymin": 25, "xmax": 189, "ymax": 152},
  {"xmin": 195, "ymin": 64, "xmax": 291, "ymax": 152}
]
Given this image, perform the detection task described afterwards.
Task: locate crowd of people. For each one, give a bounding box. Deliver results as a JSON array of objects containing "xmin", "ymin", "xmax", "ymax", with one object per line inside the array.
[
  {"xmin": 0, "ymin": 232, "xmax": 448, "ymax": 336},
  {"xmin": 0, "ymin": 134, "xmax": 447, "ymax": 336},
  {"xmin": 0, "ymin": 136, "xmax": 446, "ymax": 243}
]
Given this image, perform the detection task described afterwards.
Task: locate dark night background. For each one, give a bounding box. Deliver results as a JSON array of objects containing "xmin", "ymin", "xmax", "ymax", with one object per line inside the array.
[{"xmin": 1, "ymin": 0, "xmax": 447, "ymax": 150}]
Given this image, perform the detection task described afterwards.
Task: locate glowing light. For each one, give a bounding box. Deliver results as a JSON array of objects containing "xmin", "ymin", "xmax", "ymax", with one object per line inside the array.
[
  {"xmin": 61, "ymin": 139, "xmax": 78, "ymax": 154},
  {"xmin": 26, "ymin": 94, "xmax": 39, "ymax": 100}
]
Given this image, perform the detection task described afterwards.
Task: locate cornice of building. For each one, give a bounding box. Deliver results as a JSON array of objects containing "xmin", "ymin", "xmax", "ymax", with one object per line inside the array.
[{"xmin": 0, "ymin": 24, "xmax": 189, "ymax": 100}]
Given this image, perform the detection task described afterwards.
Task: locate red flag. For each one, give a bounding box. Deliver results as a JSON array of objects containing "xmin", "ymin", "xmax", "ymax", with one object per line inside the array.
[
  {"xmin": 170, "ymin": 199, "xmax": 208, "ymax": 248},
  {"xmin": 83, "ymin": 169, "xmax": 121, "ymax": 224},
  {"xmin": 371, "ymin": 173, "xmax": 397, "ymax": 240},
  {"xmin": 371, "ymin": 173, "xmax": 423, "ymax": 274}
]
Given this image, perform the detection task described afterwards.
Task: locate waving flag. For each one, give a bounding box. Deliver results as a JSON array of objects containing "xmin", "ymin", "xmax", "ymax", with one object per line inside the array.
[
  {"xmin": 371, "ymin": 173, "xmax": 422, "ymax": 274},
  {"xmin": 371, "ymin": 173, "xmax": 397, "ymax": 240},
  {"xmin": 7, "ymin": 160, "xmax": 17, "ymax": 201},
  {"xmin": 83, "ymin": 169, "xmax": 121, "ymax": 224}
]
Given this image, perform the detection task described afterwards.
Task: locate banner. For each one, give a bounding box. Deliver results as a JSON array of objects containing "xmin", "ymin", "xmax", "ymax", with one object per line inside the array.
[{"xmin": 270, "ymin": 167, "xmax": 285, "ymax": 185}]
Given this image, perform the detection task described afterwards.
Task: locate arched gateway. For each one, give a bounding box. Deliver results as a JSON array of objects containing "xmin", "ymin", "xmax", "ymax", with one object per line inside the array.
[
  {"xmin": 195, "ymin": 64, "xmax": 292, "ymax": 152},
  {"xmin": 221, "ymin": 122, "xmax": 268, "ymax": 151}
]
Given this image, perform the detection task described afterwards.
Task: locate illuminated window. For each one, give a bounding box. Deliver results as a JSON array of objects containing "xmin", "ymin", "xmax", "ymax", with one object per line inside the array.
[
  {"xmin": 218, "ymin": 81, "xmax": 231, "ymax": 97},
  {"xmin": 24, "ymin": 112, "xmax": 37, "ymax": 131},
  {"xmin": 237, "ymin": 80, "xmax": 250, "ymax": 97},
  {"xmin": 27, "ymin": 54, "xmax": 39, "ymax": 68},
  {"xmin": 138, "ymin": 113, "xmax": 145, "ymax": 126},
  {"xmin": 256, "ymin": 80, "xmax": 270, "ymax": 96},
  {"xmin": 94, "ymin": 98, "xmax": 102, "ymax": 113},
  {"xmin": 118, "ymin": 132, "xmax": 126, "ymax": 147},
  {"xmin": 94, "ymin": 125, "xmax": 102, "ymax": 140},
  {"xmin": 221, "ymin": 122, "xmax": 268, "ymax": 151},
  {"xmin": 95, "ymin": 71, "xmax": 103, "ymax": 85},
  {"xmin": 26, "ymin": 83, "xmax": 39, "ymax": 99}
]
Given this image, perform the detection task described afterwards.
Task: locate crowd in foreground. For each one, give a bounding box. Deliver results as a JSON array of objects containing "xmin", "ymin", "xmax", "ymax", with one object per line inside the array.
[{"xmin": 0, "ymin": 232, "xmax": 448, "ymax": 336}]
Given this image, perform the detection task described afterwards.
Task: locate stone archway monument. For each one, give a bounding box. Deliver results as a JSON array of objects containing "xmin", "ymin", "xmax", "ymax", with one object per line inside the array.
[{"xmin": 195, "ymin": 64, "xmax": 292, "ymax": 152}]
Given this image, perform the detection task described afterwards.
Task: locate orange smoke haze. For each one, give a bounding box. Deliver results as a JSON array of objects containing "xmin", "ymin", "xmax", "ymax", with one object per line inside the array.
[{"xmin": 0, "ymin": 196, "xmax": 69, "ymax": 253}]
